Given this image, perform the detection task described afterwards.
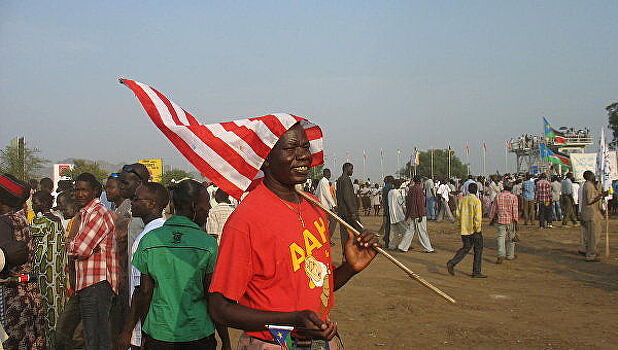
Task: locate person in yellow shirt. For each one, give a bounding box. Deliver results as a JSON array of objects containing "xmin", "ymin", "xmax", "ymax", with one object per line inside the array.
[{"xmin": 447, "ymin": 183, "xmax": 487, "ymax": 278}]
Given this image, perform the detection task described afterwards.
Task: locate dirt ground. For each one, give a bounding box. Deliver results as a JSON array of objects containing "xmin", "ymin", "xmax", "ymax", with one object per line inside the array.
[{"xmin": 228, "ymin": 215, "xmax": 618, "ymax": 349}]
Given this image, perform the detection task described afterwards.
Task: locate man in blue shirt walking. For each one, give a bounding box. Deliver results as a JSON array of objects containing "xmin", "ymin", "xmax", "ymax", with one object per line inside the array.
[{"xmin": 522, "ymin": 174, "xmax": 536, "ymax": 225}]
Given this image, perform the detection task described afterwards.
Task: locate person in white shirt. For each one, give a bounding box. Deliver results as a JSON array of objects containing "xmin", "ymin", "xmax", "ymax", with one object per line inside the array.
[
  {"xmin": 206, "ymin": 188, "xmax": 236, "ymax": 244},
  {"xmin": 388, "ymin": 180, "xmax": 407, "ymax": 249},
  {"xmin": 370, "ymin": 184, "xmax": 382, "ymax": 216},
  {"xmin": 487, "ymin": 176, "xmax": 501, "ymax": 203},
  {"xmin": 574, "ymin": 181, "xmax": 582, "ymax": 214},
  {"xmin": 398, "ymin": 175, "xmax": 435, "ymax": 253},
  {"xmin": 315, "ymin": 168, "xmax": 338, "ymax": 243},
  {"xmin": 359, "ymin": 183, "xmax": 372, "ymax": 215},
  {"xmin": 436, "ymin": 178, "xmax": 455, "ymax": 223},
  {"xmin": 462, "ymin": 176, "xmax": 476, "ymax": 196},
  {"xmin": 126, "ymin": 182, "xmax": 169, "ymax": 349}
]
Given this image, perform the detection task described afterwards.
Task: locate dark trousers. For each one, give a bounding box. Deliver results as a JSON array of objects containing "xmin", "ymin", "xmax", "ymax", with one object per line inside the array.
[
  {"xmin": 339, "ymin": 216, "xmax": 363, "ymax": 246},
  {"xmin": 448, "ymin": 232, "xmax": 484, "ymax": 275},
  {"xmin": 110, "ymin": 280, "xmax": 129, "ymax": 349},
  {"xmin": 143, "ymin": 333, "xmax": 216, "ymax": 350},
  {"xmin": 55, "ymin": 294, "xmax": 86, "ymax": 350},
  {"xmin": 538, "ymin": 201, "xmax": 553, "ymax": 227},
  {"xmin": 381, "ymin": 210, "xmax": 391, "ymax": 247},
  {"xmin": 327, "ymin": 215, "xmax": 338, "ymax": 242},
  {"xmin": 561, "ymin": 195, "xmax": 578, "ymax": 225},
  {"xmin": 78, "ymin": 280, "xmax": 115, "ymax": 350}
]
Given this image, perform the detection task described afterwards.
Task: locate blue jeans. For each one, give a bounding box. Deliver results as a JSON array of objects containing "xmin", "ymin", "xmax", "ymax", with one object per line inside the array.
[
  {"xmin": 551, "ymin": 200, "xmax": 562, "ymax": 221},
  {"xmin": 78, "ymin": 281, "xmax": 115, "ymax": 350},
  {"xmin": 426, "ymin": 196, "xmax": 436, "ymax": 219}
]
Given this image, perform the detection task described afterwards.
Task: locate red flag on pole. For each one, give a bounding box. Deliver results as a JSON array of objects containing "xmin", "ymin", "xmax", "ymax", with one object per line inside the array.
[{"xmin": 120, "ymin": 78, "xmax": 324, "ymax": 199}]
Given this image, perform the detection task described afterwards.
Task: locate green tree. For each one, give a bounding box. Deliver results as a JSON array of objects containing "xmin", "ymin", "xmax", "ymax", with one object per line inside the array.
[
  {"xmin": 61, "ymin": 159, "xmax": 109, "ymax": 182},
  {"xmin": 400, "ymin": 149, "xmax": 468, "ymax": 179},
  {"xmin": 308, "ymin": 164, "xmax": 324, "ymax": 184},
  {"xmin": 161, "ymin": 168, "xmax": 196, "ymax": 186},
  {"xmin": 0, "ymin": 140, "xmax": 48, "ymax": 180},
  {"xmin": 607, "ymin": 102, "xmax": 618, "ymax": 147}
]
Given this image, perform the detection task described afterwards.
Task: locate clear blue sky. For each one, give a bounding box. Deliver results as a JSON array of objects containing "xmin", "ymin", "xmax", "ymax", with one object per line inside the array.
[{"xmin": 1, "ymin": 1, "xmax": 617, "ymax": 180}]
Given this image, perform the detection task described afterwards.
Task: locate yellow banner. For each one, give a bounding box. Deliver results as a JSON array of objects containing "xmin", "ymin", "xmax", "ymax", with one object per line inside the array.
[{"xmin": 138, "ymin": 158, "xmax": 163, "ymax": 183}]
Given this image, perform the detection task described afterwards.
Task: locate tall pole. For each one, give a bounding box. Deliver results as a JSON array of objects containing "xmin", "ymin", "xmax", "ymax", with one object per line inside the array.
[
  {"xmin": 505, "ymin": 141, "xmax": 508, "ymax": 173},
  {"xmin": 466, "ymin": 143, "xmax": 470, "ymax": 175},
  {"xmin": 430, "ymin": 149, "xmax": 434, "ymax": 179},
  {"xmin": 448, "ymin": 146, "xmax": 451, "ymax": 179},
  {"xmin": 18, "ymin": 137, "xmax": 25, "ymax": 180},
  {"xmin": 362, "ymin": 150, "xmax": 367, "ymax": 180},
  {"xmin": 380, "ymin": 149, "xmax": 384, "ymax": 180},
  {"xmin": 482, "ymin": 142, "xmax": 486, "ymax": 176},
  {"xmin": 397, "ymin": 149, "xmax": 401, "ymax": 176}
]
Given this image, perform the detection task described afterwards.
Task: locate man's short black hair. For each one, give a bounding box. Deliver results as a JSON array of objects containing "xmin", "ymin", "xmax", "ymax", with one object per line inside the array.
[
  {"xmin": 169, "ymin": 179, "xmax": 206, "ymax": 211},
  {"xmin": 75, "ymin": 173, "xmax": 102, "ymax": 193},
  {"xmin": 413, "ymin": 175, "xmax": 422, "ymax": 183},
  {"xmin": 214, "ymin": 188, "xmax": 230, "ymax": 204},
  {"xmin": 342, "ymin": 162, "xmax": 353, "ymax": 171},
  {"xmin": 40, "ymin": 177, "xmax": 54, "ymax": 191},
  {"xmin": 141, "ymin": 182, "xmax": 170, "ymax": 209},
  {"xmin": 32, "ymin": 191, "xmax": 53, "ymax": 208},
  {"xmin": 468, "ymin": 182, "xmax": 478, "ymax": 194}
]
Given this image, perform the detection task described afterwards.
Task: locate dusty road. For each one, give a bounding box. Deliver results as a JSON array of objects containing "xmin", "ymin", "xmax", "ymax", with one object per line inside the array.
[{"xmin": 228, "ymin": 216, "xmax": 618, "ymax": 349}]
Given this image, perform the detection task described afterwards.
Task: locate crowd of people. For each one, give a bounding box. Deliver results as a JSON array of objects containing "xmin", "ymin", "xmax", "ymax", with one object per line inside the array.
[
  {"xmin": 0, "ymin": 123, "xmax": 382, "ymax": 350},
  {"xmin": 0, "ymin": 123, "xmax": 612, "ymax": 349},
  {"xmin": 311, "ymin": 166, "xmax": 611, "ymax": 279}
]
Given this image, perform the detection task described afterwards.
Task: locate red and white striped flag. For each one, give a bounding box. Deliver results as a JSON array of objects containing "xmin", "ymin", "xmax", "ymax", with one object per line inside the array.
[{"xmin": 120, "ymin": 78, "xmax": 324, "ymax": 200}]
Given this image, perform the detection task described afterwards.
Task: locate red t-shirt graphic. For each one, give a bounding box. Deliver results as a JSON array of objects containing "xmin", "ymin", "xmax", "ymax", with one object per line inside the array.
[{"xmin": 209, "ymin": 183, "xmax": 334, "ymax": 341}]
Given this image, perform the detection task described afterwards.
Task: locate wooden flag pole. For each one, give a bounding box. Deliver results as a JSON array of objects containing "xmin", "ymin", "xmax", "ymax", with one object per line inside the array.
[
  {"xmin": 605, "ymin": 206, "xmax": 610, "ymax": 257},
  {"xmin": 295, "ymin": 185, "xmax": 457, "ymax": 304}
]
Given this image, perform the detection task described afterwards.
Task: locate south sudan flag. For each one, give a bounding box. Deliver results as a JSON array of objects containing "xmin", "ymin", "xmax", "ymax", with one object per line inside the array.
[
  {"xmin": 543, "ymin": 117, "xmax": 567, "ymax": 144},
  {"xmin": 540, "ymin": 144, "xmax": 570, "ymax": 166},
  {"xmin": 267, "ymin": 325, "xmax": 295, "ymax": 349}
]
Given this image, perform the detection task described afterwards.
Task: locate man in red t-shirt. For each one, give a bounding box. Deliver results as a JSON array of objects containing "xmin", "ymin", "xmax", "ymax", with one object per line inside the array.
[{"xmin": 209, "ymin": 123, "xmax": 379, "ymax": 349}]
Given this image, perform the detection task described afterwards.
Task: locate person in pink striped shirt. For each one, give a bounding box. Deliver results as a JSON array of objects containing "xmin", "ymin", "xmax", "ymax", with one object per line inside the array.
[
  {"xmin": 68, "ymin": 172, "xmax": 119, "ymax": 350},
  {"xmin": 489, "ymin": 182, "xmax": 519, "ymax": 264}
]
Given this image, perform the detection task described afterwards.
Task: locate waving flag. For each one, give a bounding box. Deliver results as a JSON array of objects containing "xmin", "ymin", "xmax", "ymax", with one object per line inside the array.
[
  {"xmin": 597, "ymin": 128, "xmax": 612, "ymax": 193},
  {"xmin": 543, "ymin": 117, "xmax": 566, "ymax": 144},
  {"xmin": 412, "ymin": 147, "xmax": 420, "ymax": 166},
  {"xmin": 120, "ymin": 78, "xmax": 324, "ymax": 200},
  {"xmin": 539, "ymin": 144, "xmax": 570, "ymax": 166}
]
